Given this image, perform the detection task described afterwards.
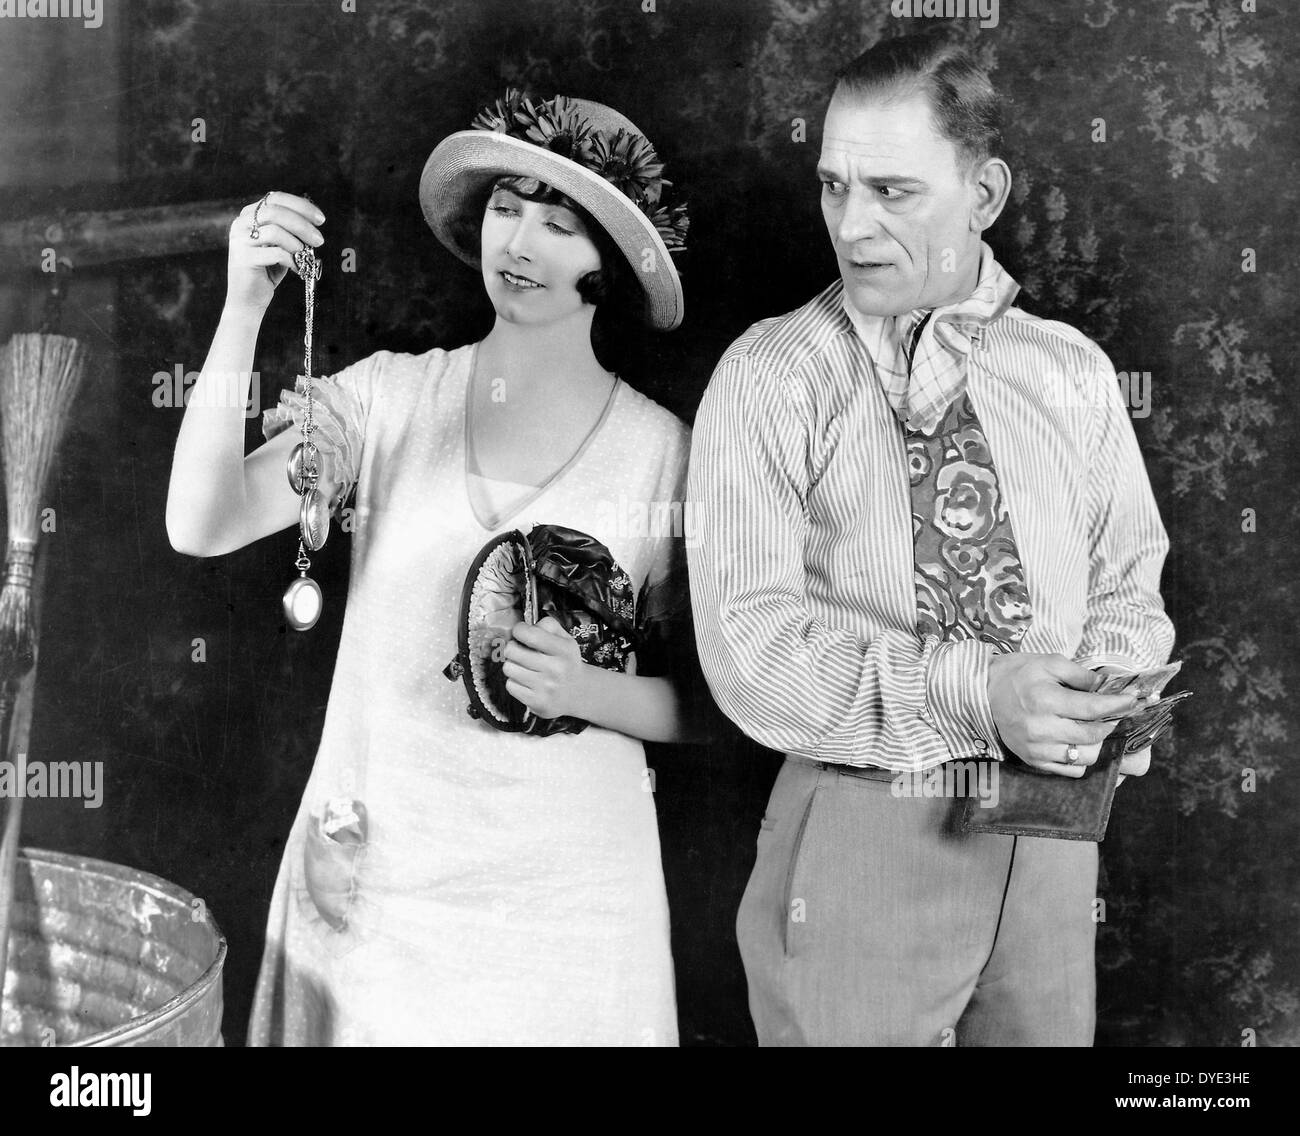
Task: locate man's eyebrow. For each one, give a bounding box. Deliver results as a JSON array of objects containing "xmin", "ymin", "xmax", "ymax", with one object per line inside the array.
[{"xmin": 815, "ymin": 166, "xmax": 929, "ymax": 190}]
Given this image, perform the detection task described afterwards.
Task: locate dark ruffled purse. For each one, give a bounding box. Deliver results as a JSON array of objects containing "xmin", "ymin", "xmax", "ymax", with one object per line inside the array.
[{"xmin": 442, "ymin": 524, "xmax": 637, "ymax": 736}]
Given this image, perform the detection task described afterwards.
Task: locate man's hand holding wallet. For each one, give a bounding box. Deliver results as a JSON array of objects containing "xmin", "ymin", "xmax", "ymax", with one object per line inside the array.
[
  {"xmin": 973, "ymin": 653, "xmax": 1192, "ymax": 840},
  {"xmin": 987, "ymin": 653, "xmax": 1143, "ymax": 777}
]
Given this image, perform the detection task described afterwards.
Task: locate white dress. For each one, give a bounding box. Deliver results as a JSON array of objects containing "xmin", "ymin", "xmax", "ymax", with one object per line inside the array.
[{"xmin": 247, "ymin": 343, "xmax": 689, "ymax": 1046}]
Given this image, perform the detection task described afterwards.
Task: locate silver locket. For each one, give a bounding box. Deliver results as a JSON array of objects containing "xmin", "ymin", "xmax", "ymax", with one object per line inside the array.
[
  {"xmin": 299, "ymin": 486, "xmax": 331, "ymax": 552},
  {"xmin": 285, "ymin": 439, "xmax": 319, "ymax": 496},
  {"xmin": 282, "ymin": 573, "xmax": 323, "ymax": 631}
]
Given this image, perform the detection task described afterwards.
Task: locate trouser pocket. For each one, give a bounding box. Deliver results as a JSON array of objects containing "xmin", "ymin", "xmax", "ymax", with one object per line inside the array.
[{"xmin": 782, "ymin": 786, "xmax": 820, "ymax": 958}]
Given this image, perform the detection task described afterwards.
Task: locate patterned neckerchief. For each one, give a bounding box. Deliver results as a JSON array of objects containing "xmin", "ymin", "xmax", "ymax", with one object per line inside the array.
[{"xmin": 842, "ymin": 242, "xmax": 1022, "ymax": 436}]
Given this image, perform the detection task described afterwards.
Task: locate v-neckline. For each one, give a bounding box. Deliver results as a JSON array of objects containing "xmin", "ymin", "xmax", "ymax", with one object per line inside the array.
[{"xmin": 462, "ymin": 343, "xmax": 623, "ymax": 532}]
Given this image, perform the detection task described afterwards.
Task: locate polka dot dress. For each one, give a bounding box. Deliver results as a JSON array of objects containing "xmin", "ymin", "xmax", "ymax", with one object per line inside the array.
[{"xmin": 247, "ymin": 343, "xmax": 689, "ymax": 1046}]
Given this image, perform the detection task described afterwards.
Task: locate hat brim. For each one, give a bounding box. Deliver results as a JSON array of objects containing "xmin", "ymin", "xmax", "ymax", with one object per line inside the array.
[{"xmin": 419, "ymin": 131, "xmax": 683, "ymax": 332}]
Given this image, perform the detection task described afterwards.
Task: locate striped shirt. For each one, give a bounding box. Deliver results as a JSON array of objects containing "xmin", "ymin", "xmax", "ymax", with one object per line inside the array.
[{"xmin": 686, "ymin": 279, "xmax": 1175, "ymax": 772}]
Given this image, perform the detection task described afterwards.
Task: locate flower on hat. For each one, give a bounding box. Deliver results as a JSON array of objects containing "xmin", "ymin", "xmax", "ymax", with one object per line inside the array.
[
  {"xmin": 517, "ymin": 94, "xmax": 597, "ymax": 165},
  {"xmin": 469, "ymin": 88, "xmax": 688, "ymax": 254},
  {"xmin": 470, "ymin": 89, "xmax": 529, "ymax": 134},
  {"xmin": 649, "ymin": 203, "xmax": 689, "ymax": 253},
  {"xmin": 590, "ymin": 129, "xmax": 665, "ymax": 206}
]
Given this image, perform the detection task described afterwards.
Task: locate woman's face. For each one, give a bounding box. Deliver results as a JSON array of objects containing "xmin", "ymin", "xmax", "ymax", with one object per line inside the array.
[{"xmin": 480, "ymin": 185, "xmax": 602, "ymax": 328}]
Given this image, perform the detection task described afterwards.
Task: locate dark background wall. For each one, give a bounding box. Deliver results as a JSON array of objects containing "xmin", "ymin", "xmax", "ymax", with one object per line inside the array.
[{"xmin": 0, "ymin": 0, "xmax": 1295, "ymax": 1046}]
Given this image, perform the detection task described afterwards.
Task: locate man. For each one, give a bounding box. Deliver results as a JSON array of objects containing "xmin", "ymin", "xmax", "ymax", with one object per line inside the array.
[{"xmin": 687, "ymin": 31, "xmax": 1174, "ymax": 1046}]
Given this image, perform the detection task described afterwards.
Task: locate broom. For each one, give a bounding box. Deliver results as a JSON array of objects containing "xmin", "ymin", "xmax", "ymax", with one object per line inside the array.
[{"xmin": 0, "ymin": 332, "xmax": 89, "ymax": 1012}]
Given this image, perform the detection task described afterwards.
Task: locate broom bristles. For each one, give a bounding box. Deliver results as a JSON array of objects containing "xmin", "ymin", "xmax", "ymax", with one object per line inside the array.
[
  {"xmin": 0, "ymin": 333, "xmax": 90, "ymax": 545},
  {"xmin": 1, "ymin": 332, "xmax": 82, "ymax": 1024}
]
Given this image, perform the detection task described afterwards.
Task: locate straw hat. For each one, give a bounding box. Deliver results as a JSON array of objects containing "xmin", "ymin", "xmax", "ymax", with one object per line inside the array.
[{"xmin": 419, "ymin": 91, "xmax": 687, "ymax": 331}]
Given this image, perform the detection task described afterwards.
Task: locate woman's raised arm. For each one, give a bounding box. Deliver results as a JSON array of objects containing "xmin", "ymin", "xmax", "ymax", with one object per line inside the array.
[{"xmin": 165, "ymin": 192, "xmax": 330, "ymax": 557}]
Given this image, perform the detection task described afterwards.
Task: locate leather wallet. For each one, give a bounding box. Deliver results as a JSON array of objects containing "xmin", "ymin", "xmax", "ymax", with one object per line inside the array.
[
  {"xmin": 961, "ymin": 734, "xmax": 1125, "ymax": 841},
  {"xmin": 961, "ymin": 694, "xmax": 1189, "ymax": 842}
]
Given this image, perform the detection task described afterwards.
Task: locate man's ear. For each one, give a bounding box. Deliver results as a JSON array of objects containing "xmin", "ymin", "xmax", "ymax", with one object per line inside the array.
[{"xmin": 969, "ymin": 157, "xmax": 1012, "ymax": 233}]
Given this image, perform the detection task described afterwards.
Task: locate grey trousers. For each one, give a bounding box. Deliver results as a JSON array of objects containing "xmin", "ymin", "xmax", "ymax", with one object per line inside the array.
[{"xmin": 737, "ymin": 757, "xmax": 1098, "ymax": 1046}]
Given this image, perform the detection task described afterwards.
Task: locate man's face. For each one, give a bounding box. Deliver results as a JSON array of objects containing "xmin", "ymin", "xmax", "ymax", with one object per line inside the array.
[{"xmin": 819, "ymin": 87, "xmax": 985, "ymax": 317}]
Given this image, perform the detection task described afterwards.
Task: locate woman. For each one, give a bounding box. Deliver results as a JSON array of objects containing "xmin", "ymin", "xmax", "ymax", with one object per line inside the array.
[{"xmin": 166, "ymin": 91, "xmax": 701, "ymax": 1045}]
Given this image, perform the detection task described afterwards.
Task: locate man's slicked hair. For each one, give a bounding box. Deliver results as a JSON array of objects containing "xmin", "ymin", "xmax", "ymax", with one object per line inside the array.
[{"xmin": 834, "ymin": 30, "xmax": 1003, "ymax": 174}]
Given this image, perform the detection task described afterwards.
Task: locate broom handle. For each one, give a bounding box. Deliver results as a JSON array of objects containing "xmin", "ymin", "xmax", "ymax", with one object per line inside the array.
[
  {"xmin": 0, "ymin": 541, "xmax": 48, "ymax": 1004},
  {"xmin": 0, "ymin": 198, "xmax": 247, "ymax": 272}
]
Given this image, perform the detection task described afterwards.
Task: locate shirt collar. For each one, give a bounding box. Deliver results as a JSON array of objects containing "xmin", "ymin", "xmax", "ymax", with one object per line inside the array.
[
  {"xmin": 840, "ymin": 300, "xmax": 926, "ymax": 412},
  {"xmin": 842, "ymin": 243, "xmax": 1020, "ymax": 431}
]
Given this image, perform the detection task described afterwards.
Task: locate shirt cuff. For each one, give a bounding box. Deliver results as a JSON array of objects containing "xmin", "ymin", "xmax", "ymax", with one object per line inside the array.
[{"xmin": 922, "ymin": 638, "xmax": 1002, "ymax": 763}]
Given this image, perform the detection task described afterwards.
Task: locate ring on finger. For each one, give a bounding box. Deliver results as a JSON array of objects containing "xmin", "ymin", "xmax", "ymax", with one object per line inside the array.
[
  {"xmin": 1065, "ymin": 744, "xmax": 1081, "ymax": 764},
  {"xmin": 250, "ymin": 191, "xmax": 271, "ymax": 240}
]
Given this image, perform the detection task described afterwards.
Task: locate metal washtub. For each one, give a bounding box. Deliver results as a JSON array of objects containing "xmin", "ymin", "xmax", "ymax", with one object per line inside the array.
[{"xmin": 0, "ymin": 848, "xmax": 226, "ymax": 1046}]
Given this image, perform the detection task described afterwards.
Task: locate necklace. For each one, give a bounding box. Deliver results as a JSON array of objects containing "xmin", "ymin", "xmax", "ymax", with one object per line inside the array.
[{"xmin": 282, "ymin": 246, "xmax": 328, "ymax": 630}]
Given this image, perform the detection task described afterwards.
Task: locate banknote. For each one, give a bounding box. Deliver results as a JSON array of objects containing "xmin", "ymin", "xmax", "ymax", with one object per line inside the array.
[
  {"xmin": 1091, "ymin": 661, "xmax": 1183, "ymax": 699},
  {"xmin": 1101, "ymin": 688, "xmax": 1194, "ymax": 726}
]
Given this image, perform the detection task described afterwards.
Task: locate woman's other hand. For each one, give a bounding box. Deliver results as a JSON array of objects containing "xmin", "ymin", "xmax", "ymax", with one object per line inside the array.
[
  {"xmin": 502, "ymin": 617, "xmax": 591, "ymax": 721},
  {"xmin": 503, "ymin": 616, "xmax": 706, "ymax": 744},
  {"xmin": 226, "ymin": 190, "xmax": 326, "ymax": 315}
]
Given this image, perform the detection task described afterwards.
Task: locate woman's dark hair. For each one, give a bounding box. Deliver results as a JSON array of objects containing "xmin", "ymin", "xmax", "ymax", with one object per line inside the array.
[{"xmin": 466, "ymin": 173, "xmax": 644, "ymax": 369}]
